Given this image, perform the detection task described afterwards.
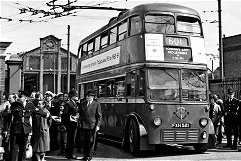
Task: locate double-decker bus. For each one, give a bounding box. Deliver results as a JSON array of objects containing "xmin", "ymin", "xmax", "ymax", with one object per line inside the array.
[{"xmin": 76, "ymin": 3, "xmax": 216, "ymax": 154}]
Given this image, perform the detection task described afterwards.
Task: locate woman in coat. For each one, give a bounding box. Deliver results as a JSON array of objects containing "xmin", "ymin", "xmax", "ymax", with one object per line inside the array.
[{"xmin": 32, "ymin": 100, "xmax": 52, "ymax": 161}]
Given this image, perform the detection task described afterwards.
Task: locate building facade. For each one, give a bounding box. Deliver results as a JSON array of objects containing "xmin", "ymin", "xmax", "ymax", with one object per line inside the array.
[
  {"xmin": 223, "ymin": 34, "xmax": 241, "ymax": 78},
  {"xmin": 0, "ymin": 41, "xmax": 11, "ymax": 104},
  {"xmin": 209, "ymin": 34, "xmax": 241, "ymax": 99},
  {"xmin": 21, "ymin": 35, "xmax": 77, "ymax": 95}
]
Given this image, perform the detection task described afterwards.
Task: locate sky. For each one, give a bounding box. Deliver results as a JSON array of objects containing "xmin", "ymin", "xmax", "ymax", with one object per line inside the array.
[{"xmin": 1, "ymin": 0, "xmax": 241, "ymax": 71}]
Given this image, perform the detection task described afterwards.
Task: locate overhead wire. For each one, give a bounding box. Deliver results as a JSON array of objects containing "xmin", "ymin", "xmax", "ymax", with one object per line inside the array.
[{"xmin": 1, "ymin": 0, "xmax": 123, "ymax": 52}]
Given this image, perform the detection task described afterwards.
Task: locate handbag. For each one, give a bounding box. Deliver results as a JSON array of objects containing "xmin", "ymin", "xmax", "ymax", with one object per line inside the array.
[{"xmin": 25, "ymin": 143, "xmax": 33, "ymax": 159}]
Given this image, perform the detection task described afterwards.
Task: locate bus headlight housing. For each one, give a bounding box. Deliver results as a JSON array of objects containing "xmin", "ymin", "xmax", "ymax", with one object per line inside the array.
[
  {"xmin": 199, "ymin": 117, "xmax": 208, "ymax": 127},
  {"xmin": 153, "ymin": 117, "xmax": 162, "ymax": 126},
  {"xmin": 201, "ymin": 131, "xmax": 207, "ymax": 139},
  {"xmin": 149, "ymin": 104, "xmax": 155, "ymax": 111}
]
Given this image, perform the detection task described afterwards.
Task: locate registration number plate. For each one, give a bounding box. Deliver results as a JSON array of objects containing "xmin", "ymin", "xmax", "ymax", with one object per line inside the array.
[{"xmin": 172, "ymin": 123, "xmax": 190, "ymax": 128}]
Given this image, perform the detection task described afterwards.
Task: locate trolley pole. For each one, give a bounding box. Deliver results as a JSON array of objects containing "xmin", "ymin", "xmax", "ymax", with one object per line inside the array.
[
  {"xmin": 67, "ymin": 25, "xmax": 70, "ymax": 93},
  {"xmin": 218, "ymin": 0, "xmax": 224, "ymax": 80}
]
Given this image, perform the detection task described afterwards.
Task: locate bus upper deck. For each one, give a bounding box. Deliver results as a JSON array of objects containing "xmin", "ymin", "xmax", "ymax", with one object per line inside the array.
[{"xmin": 77, "ymin": 3, "xmax": 206, "ymax": 74}]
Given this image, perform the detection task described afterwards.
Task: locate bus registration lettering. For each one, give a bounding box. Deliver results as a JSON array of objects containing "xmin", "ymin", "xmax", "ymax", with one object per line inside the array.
[{"xmin": 172, "ymin": 123, "xmax": 190, "ymax": 128}]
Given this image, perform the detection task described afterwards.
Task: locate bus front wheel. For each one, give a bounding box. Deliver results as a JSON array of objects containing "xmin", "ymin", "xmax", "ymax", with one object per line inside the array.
[{"xmin": 128, "ymin": 119, "xmax": 140, "ymax": 155}]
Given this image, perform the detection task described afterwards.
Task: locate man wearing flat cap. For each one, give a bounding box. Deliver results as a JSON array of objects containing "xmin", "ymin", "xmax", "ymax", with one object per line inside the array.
[
  {"xmin": 62, "ymin": 89, "xmax": 79, "ymax": 159},
  {"xmin": 223, "ymin": 88, "xmax": 239, "ymax": 149},
  {"xmin": 78, "ymin": 89, "xmax": 102, "ymax": 161},
  {"xmin": 6, "ymin": 90, "xmax": 51, "ymax": 161}
]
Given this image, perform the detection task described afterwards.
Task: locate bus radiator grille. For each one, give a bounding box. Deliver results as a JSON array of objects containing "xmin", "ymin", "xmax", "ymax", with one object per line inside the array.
[{"xmin": 161, "ymin": 129, "xmax": 199, "ymax": 143}]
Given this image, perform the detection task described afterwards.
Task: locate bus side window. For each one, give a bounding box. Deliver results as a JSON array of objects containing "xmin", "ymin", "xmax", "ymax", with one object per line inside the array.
[
  {"xmin": 107, "ymin": 79, "xmax": 115, "ymax": 97},
  {"xmin": 82, "ymin": 43, "xmax": 87, "ymax": 57},
  {"xmin": 130, "ymin": 15, "xmax": 142, "ymax": 36},
  {"xmin": 118, "ymin": 20, "xmax": 127, "ymax": 41},
  {"xmin": 101, "ymin": 31, "xmax": 108, "ymax": 49},
  {"xmin": 115, "ymin": 77, "xmax": 125, "ymax": 97},
  {"xmin": 93, "ymin": 82, "xmax": 98, "ymax": 97},
  {"xmin": 109, "ymin": 27, "xmax": 117, "ymax": 45},
  {"xmin": 126, "ymin": 72, "xmax": 136, "ymax": 97},
  {"xmin": 94, "ymin": 36, "xmax": 100, "ymax": 51},
  {"xmin": 87, "ymin": 40, "xmax": 94, "ymax": 54},
  {"xmin": 99, "ymin": 80, "xmax": 106, "ymax": 97}
]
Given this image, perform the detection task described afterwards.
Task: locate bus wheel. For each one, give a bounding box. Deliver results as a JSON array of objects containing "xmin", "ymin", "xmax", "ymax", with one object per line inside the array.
[
  {"xmin": 128, "ymin": 119, "xmax": 140, "ymax": 155},
  {"xmin": 193, "ymin": 145, "xmax": 207, "ymax": 153}
]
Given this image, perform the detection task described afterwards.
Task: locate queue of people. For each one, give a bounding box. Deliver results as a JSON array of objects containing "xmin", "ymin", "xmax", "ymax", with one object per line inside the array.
[{"xmin": 0, "ymin": 88, "xmax": 102, "ymax": 161}]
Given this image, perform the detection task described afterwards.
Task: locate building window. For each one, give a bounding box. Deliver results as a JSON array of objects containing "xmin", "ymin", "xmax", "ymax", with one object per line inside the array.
[
  {"xmin": 43, "ymin": 53, "xmax": 58, "ymax": 70},
  {"xmin": 61, "ymin": 58, "xmax": 67, "ymax": 70},
  {"xmin": 29, "ymin": 56, "xmax": 40, "ymax": 70},
  {"xmin": 61, "ymin": 57, "xmax": 74, "ymax": 71}
]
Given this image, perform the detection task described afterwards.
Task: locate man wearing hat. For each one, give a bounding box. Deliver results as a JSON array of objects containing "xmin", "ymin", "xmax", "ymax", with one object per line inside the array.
[
  {"xmin": 62, "ymin": 89, "xmax": 79, "ymax": 159},
  {"xmin": 78, "ymin": 89, "xmax": 102, "ymax": 161},
  {"xmin": 6, "ymin": 90, "xmax": 51, "ymax": 161},
  {"xmin": 223, "ymin": 88, "xmax": 239, "ymax": 149}
]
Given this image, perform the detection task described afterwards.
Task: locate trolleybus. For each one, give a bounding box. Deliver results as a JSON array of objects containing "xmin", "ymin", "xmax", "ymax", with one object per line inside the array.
[{"xmin": 76, "ymin": 3, "xmax": 216, "ymax": 154}]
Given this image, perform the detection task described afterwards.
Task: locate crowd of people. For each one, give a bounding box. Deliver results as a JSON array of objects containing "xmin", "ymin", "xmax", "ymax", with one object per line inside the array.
[
  {"xmin": 2, "ymin": 86, "xmax": 241, "ymax": 160},
  {"xmin": 209, "ymin": 87, "xmax": 241, "ymax": 150},
  {"xmin": 0, "ymin": 88, "xmax": 102, "ymax": 161}
]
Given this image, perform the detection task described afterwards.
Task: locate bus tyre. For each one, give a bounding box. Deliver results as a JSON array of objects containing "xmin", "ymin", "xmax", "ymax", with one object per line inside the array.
[
  {"xmin": 128, "ymin": 119, "xmax": 140, "ymax": 155},
  {"xmin": 193, "ymin": 145, "xmax": 207, "ymax": 153}
]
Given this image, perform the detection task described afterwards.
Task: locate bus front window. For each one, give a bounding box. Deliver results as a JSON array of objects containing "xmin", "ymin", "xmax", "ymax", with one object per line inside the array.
[
  {"xmin": 181, "ymin": 69, "xmax": 207, "ymax": 101},
  {"xmin": 148, "ymin": 69, "xmax": 179, "ymax": 101},
  {"xmin": 145, "ymin": 14, "xmax": 175, "ymax": 34},
  {"xmin": 177, "ymin": 16, "xmax": 202, "ymax": 36}
]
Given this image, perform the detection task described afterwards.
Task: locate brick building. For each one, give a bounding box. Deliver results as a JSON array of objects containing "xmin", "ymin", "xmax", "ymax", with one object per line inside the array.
[
  {"xmin": 223, "ymin": 34, "xmax": 241, "ymax": 78},
  {"xmin": 20, "ymin": 35, "xmax": 77, "ymax": 95},
  {"xmin": 209, "ymin": 34, "xmax": 241, "ymax": 99}
]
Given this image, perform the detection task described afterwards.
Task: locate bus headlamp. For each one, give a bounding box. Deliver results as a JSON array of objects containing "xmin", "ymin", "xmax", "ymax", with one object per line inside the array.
[
  {"xmin": 201, "ymin": 131, "xmax": 207, "ymax": 139},
  {"xmin": 204, "ymin": 105, "xmax": 209, "ymax": 112},
  {"xmin": 199, "ymin": 118, "xmax": 208, "ymax": 127},
  {"xmin": 149, "ymin": 104, "xmax": 155, "ymax": 111},
  {"xmin": 153, "ymin": 117, "xmax": 162, "ymax": 126}
]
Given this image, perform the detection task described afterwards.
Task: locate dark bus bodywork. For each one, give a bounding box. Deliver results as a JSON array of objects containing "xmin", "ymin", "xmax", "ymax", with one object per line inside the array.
[{"xmin": 76, "ymin": 3, "xmax": 216, "ymax": 154}]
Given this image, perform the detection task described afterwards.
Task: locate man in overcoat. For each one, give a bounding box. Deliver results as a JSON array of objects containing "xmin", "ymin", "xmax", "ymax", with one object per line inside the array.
[
  {"xmin": 78, "ymin": 89, "xmax": 102, "ymax": 161},
  {"xmin": 223, "ymin": 88, "xmax": 239, "ymax": 149},
  {"xmin": 62, "ymin": 89, "xmax": 79, "ymax": 159},
  {"xmin": 5, "ymin": 90, "xmax": 50, "ymax": 161}
]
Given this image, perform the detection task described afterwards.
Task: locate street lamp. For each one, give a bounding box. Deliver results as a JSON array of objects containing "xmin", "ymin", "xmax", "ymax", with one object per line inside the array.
[
  {"xmin": 206, "ymin": 53, "xmax": 219, "ymax": 72},
  {"xmin": 206, "ymin": 53, "xmax": 219, "ymax": 79}
]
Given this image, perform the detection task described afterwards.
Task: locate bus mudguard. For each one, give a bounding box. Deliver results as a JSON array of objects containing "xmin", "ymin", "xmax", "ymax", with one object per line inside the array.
[{"xmin": 122, "ymin": 113, "xmax": 155, "ymax": 151}]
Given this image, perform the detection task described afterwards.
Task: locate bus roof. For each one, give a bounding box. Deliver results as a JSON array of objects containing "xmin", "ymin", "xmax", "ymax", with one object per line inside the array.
[{"xmin": 79, "ymin": 3, "xmax": 200, "ymax": 45}]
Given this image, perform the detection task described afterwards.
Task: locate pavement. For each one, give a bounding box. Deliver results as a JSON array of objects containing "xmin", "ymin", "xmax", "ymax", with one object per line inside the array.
[
  {"xmin": 44, "ymin": 149, "xmax": 83, "ymax": 161},
  {"xmin": 32, "ymin": 136, "xmax": 241, "ymax": 161}
]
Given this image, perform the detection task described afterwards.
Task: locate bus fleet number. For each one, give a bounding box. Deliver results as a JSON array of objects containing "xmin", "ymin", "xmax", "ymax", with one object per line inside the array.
[{"xmin": 166, "ymin": 37, "xmax": 188, "ymax": 46}]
